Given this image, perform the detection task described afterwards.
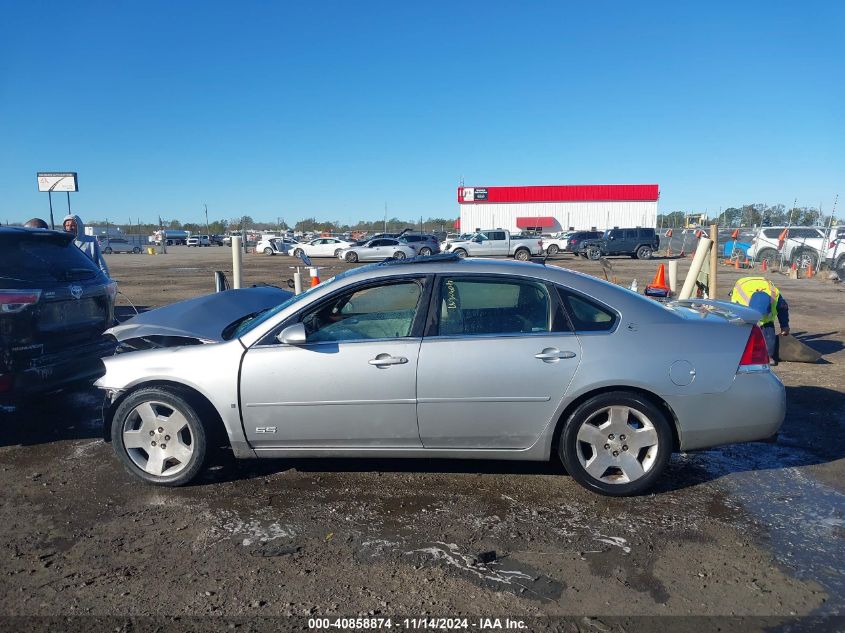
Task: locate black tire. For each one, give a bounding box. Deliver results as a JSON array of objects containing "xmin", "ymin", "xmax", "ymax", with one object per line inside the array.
[
  {"xmin": 111, "ymin": 386, "xmax": 208, "ymax": 487},
  {"xmin": 419, "ymin": 247, "xmax": 432, "ymax": 256},
  {"xmin": 757, "ymin": 249, "xmax": 779, "ymax": 268},
  {"xmin": 346, "ymin": 251, "xmax": 358, "ymax": 263},
  {"xmin": 264, "ymin": 247, "xmax": 274, "ymax": 255},
  {"xmin": 293, "ymin": 248, "xmax": 304, "ymax": 258},
  {"xmin": 514, "ymin": 248, "xmax": 530, "ymax": 261},
  {"xmin": 393, "ymin": 251, "xmax": 406, "ymax": 260},
  {"xmin": 334, "ymin": 249, "xmax": 343, "ymax": 258},
  {"xmin": 636, "ymin": 245, "xmax": 653, "ymax": 260},
  {"xmin": 558, "ymin": 391, "xmax": 672, "ymax": 496},
  {"xmin": 546, "ymin": 244, "xmax": 560, "ymax": 256},
  {"xmin": 792, "ymin": 249, "xmax": 818, "ymax": 270},
  {"xmin": 453, "ymin": 248, "xmax": 467, "ymax": 258},
  {"xmin": 132, "ymin": 247, "xmax": 141, "ymax": 254},
  {"xmin": 103, "ymin": 247, "xmax": 113, "ymax": 254},
  {"xmin": 837, "ymin": 256, "xmax": 845, "ymax": 275},
  {"xmin": 587, "ymin": 247, "xmax": 602, "ymax": 261}
]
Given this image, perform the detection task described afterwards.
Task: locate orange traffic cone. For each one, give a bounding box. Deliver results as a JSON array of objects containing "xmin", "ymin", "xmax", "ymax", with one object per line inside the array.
[
  {"xmin": 734, "ymin": 258, "xmax": 741, "ymax": 269},
  {"xmin": 650, "ymin": 264, "xmax": 669, "ymax": 290},
  {"xmin": 807, "ymin": 263, "xmax": 814, "ymax": 278},
  {"xmin": 310, "ymin": 267, "xmax": 320, "ymax": 287},
  {"xmin": 761, "ymin": 259, "xmax": 768, "ymax": 272},
  {"xmin": 645, "ymin": 264, "xmax": 671, "ymax": 298}
]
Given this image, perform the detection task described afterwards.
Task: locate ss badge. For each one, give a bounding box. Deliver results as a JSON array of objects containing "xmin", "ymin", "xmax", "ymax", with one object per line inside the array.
[{"xmin": 255, "ymin": 427, "xmax": 277, "ymax": 434}]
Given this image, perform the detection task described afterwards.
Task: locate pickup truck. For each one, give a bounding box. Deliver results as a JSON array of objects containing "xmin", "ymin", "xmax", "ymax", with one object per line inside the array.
[
  {"xmin": 443, "ymin": 229, "xmax": 544, "ymax": 261},
  {"xmin": 579, "ymin": 227, "xmax": 659, "ymax": 260}
]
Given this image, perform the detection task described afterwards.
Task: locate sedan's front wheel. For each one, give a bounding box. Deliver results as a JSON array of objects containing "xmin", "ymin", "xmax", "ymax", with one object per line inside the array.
[
  {"xmin": 111, "ymin": 387, "xmax": 207, "ymax": 486},
  {"xmin": 559, "ymin": 391, "xmax": 672, "ymax": 496},
  {"xmin": 393, "ymin": 251, "xmax": 406, "ymax": 260}
]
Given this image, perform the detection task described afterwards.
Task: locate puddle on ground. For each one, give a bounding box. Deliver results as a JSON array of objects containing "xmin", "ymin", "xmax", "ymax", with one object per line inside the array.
[{"xmin": 681, "ymin": 440, "xmax": 845, "ymax": 613}]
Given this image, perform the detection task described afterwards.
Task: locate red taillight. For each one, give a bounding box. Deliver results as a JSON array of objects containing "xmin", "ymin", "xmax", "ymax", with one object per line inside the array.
[
  {"xmin": 0, "ymin": 290, "xmax": 41, "ymax": 314},
  {"xmin": 570, "ymin": 239, "xmax": 577, "ymax": 244},
  {"xmin": 739, "ymin": 325, "xmax": 770, "ymax": 370},
  {"xmin": 0, "ymin": 374, "xmax": 12, "ymax": 394}
]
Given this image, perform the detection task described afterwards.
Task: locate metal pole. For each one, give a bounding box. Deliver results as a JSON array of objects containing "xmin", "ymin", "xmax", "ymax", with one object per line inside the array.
[
  {"xmin": 709, "ymin": 223, "xmax": 718, "ymax": 299},
  {"xmin": 232, "ymin": 236, "xmax": 243, "ymax": 289},
  {"xmin": 48, "ymin": 191, "xmax": 55, "ymax": 229},
  {"xmin": 66, "ymin": 191, "xmax": 71, "ymax": 215},
  {"xmin": 204, "ymin": 204, "xmax": 210, "ymax": 239}
]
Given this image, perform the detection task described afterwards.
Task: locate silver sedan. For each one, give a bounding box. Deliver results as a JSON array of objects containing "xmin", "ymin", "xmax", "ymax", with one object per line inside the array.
[
  {"xmin": 97, "ymin": 255, "xmax": 784, "ymax": 496},
  {"xmin": 339, "ymin": 238, "xmax": 416, "ymax": 263}
]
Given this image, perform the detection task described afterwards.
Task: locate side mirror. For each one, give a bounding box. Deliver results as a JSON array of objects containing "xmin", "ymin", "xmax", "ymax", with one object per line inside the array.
[{"xmin": 276, "ymin": 322, "xmax": 307, "ymax": 345}]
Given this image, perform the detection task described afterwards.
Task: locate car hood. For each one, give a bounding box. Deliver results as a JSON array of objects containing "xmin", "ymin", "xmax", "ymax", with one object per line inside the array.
[{"xmin": 106, "ymin": 286, "xmax": 292, "ymax": 343}]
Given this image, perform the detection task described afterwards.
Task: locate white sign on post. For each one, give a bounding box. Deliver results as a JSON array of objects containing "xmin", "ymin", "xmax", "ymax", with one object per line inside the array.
[{"xmin": 37, "ymin": 172, "xmax": 78, "ymax": 192}]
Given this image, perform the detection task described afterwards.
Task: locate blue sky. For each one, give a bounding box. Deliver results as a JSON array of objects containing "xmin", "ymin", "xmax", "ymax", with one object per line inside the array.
[{"xmin": 1, "ymin": 1, "xmax": 842, "ymax": 226}]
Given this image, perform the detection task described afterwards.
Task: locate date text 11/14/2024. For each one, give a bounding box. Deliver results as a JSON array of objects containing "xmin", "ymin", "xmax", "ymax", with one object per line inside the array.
[{"xmin": 307, "ymin": 617, "xmax": 528, "ymax": 630}]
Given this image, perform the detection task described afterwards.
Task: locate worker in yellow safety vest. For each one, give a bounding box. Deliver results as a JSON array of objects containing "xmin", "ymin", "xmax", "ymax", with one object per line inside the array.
[{"xmin": 730, "ymin": 276, "xmax": 790, "ymax": 361}]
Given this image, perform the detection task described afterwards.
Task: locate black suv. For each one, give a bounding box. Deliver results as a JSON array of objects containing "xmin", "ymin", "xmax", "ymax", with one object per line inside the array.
[
  {"xmin": 564, "ymin": 230, "xmax": 604, "ymax": 254},
  {"xmin": 579, "ymin": 227, "xmax": 660, "ymax": 260},
  {"xmin": 1, "ymin": 228, "xmax": 117, "ymax": 410}
]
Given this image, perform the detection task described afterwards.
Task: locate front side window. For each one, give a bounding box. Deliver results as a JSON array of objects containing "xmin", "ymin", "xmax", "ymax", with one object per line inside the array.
[
  {"xmin": 301, "ymin": 281, "xmax": 423, "ymax": 343},
  {"xmin": 437, "ymin": 277, "xmax": 558, "ymax": 336}
]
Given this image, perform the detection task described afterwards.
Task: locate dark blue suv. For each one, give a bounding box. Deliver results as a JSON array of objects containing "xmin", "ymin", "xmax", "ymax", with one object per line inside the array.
[{"xmin": 580, "ymin": 227, "xmax": 660, "ymax": 260}]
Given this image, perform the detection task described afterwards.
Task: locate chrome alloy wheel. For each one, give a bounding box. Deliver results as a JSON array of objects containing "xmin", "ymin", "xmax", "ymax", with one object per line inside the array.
[
  {"xmin": 122, "ymin": 401, "xmax": 195, "ymax": 477},
  {"xmin": 574, "ymin": 405, "xmax": 659, "ymax": 484}
]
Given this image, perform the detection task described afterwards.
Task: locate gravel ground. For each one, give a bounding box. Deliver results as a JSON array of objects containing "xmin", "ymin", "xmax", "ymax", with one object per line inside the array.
[{"xmin": 1, "ymin": 247, "xmax": 843, "ymax": 630}]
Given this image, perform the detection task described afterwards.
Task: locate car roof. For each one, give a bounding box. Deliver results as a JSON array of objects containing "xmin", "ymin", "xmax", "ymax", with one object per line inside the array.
[{"xmin": 0, "ymin": 227, "xmax": 74, "ymax": 245}]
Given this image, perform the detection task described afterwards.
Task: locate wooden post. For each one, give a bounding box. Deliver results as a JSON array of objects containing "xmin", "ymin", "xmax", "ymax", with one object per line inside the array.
[{"xmin": 709, "ymin": 224, "xmax": 718, "ymax": 299}]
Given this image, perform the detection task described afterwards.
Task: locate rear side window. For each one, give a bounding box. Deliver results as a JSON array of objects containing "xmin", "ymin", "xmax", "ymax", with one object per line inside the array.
[
  {"xmin": 763, "ymin": 229, "xmax": 781, "ymax": 239},
  {"xmin": 624, "ymin": 229, "xmax": 638, "ymax": 239},
  {"xmin": 639, "ymin": 229, "xmax": 654, "ymax": 238},
  {"xmin": 0, "ymin": 234, "xmax": 99, "ymax": 282},
  {"xmin": 557, "ymin": 288, "xmax": 617, "ymax": 332},
  {"xmin": 437, "ymin": 277, "xmax": 559, "ymax": 336}
]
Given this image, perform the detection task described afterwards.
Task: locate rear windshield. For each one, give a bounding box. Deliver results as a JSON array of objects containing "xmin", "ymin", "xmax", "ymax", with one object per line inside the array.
[{"xmin": 0, "ymin": 234, "xmax": 100, "ymax": 283}]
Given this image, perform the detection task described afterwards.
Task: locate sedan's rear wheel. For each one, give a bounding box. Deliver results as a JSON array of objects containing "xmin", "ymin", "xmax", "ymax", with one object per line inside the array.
[
  {"xmin": 345, "ymin": 251, "xmax": 358, "ymax": 263},
  {"xmin": 559, "ymin": 391, "xmax": 672, "ymax": 496},
  {"xmin": 264, "ymin": 247, "xmax": 274, "ymax": 255},
  {"xmin": 419, "ymin": 247, "xmax": 432, "ymax": 256},
  {"xmin": 112, "ymin": 387, "xmax": 207, "ymax": 486},
  {"xmin": 393, "ymin": 251, "xmax": 406, "ymax": 260},
  {"xmin": 334, "ymin": 249, "xmax": 343, "ymax": 258}
]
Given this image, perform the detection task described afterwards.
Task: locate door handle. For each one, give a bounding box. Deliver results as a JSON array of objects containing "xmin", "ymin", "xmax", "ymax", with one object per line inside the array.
[
  {"xmin": 535, "ymin": 348, "xmax": 577, "ymax": 362},
  {"xmin": 369, "ymin": 354, "xmax": 408, "ymax": 366}
]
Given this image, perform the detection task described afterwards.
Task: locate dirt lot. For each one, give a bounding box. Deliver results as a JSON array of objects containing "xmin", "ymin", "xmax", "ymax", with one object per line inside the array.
[{"xmin": 1, "ymin": 247, "xmax": 843, "ymax": 630}]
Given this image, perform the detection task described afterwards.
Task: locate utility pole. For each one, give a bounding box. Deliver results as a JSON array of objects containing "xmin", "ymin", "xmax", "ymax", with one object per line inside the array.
[
  {"xmin": 204, "ymin": 204, "xmax": 210, "ymax": 238},
  {"xmin": 384, "ymin": 202, "xmax": 387, "ymax": 234}
]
